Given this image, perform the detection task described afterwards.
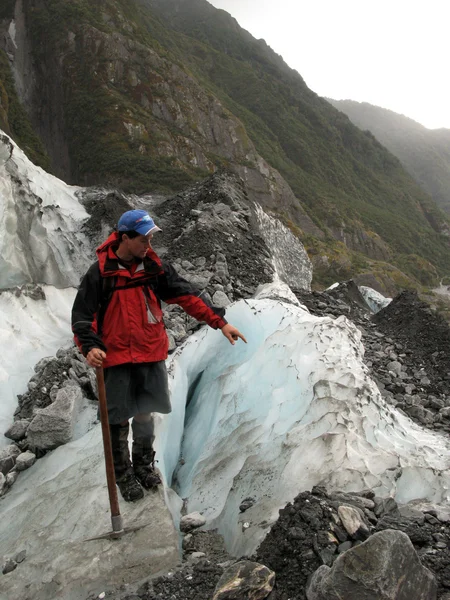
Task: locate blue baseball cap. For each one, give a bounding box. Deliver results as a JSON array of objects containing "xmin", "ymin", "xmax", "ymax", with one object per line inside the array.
[{"xmin": 117, "ymin": 210, "xmax": 161, "ymax": 236}]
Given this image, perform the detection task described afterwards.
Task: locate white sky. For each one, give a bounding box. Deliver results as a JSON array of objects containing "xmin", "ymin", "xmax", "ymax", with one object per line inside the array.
[{"xmin": 208, "ymin": 0, "xmax": 450, "ymax": 129}]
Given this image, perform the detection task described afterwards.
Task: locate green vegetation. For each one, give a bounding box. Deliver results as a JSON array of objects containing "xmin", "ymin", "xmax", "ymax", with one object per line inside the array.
[
  {"xmin": 0, "ymin": 0, "xmax": 15, "ymax": 20},
  {"xmin": 0, "ymin": 51, "xmax": 50, "ymax": 169}
]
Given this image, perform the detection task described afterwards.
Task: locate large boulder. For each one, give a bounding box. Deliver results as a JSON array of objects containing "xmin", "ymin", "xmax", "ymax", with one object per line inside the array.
[
  {"xmin": 306, "ymin": 529, "xmax": 437, "ymax": 600},
  {"xmin": 26, "ymin": 384, "xmax": 83, "ymax": 450}
]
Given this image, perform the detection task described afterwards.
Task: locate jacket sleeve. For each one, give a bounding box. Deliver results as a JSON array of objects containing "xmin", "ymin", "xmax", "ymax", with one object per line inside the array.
[
  {"xmin": 71, "ymin": 262, "xmax": 107, "ymax": 356},
  {"xmin": 157, "ymin": 261, "xmax": 227, "ymax": 330}
]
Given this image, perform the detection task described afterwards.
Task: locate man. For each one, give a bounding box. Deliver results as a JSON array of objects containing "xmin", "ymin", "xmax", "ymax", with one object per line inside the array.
[{"xmin": 72, "ymin": 209, "xmax": 246, "ymax": 502}]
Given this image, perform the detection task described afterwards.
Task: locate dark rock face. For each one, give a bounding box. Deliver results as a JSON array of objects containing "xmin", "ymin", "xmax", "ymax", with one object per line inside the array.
[{"xmin": 306, "ymin": 529, "xmax": 437, "ymax": 600}]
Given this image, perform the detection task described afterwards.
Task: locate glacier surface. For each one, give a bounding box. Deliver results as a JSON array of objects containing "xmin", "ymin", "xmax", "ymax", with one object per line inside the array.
[
  {"xmin": 0, "ymin": 131, "xmax": 91, "ymax": 288},
  {"xmin": 156, "ymin": 287, "xmax": 450, "ymax": 556}
]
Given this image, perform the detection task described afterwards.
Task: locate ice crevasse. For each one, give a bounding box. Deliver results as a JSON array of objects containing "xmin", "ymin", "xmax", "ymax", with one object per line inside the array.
[{"xmin": 157, "ymin": 286, "xmax": 450, "ymax": 556}]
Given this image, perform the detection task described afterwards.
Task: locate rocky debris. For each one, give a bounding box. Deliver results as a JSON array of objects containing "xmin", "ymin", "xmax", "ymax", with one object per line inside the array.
[
  {"xmin": 306, "ymin": 529, "xmax": 437, "ymax": 600},
  {"xmin": 295, "ymin": 282, "xmax": 450, "ymax": 435},
  {"xmin": 11, "ymin": 283, "xmax": 46, "ymax": 301},
  {"xmin": 150, "ymin": 171, "xmax": 311, "ymax": 303},
  {"xmin": 255, "ymin": 487, "xmax": 450, "ymax": 599},
  {"xmin": 212, "ymin": 560, "xmax": 275, "ymax": 600},
  {"xmin": 374, "ymin": 290, "xmax": 450, "ymax": 397},
  {"xmin": 2, "ymin": 345, "xmax": 98, "ymax": 497},
  {"xmin": 80, "ymin": 189, "xmax": 133, "ymax": 247}
]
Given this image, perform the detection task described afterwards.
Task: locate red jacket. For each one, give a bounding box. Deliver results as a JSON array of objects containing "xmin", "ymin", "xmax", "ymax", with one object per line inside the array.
[{"xmin": 72, "ymin": 232, "xmax": 227, "ymax": 368}]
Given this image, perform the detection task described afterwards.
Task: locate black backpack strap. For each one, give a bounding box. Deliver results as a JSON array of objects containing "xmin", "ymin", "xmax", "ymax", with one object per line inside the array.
[{"xmin": 97, "ymin": 276, "xmax": 117, "ymax": 335}]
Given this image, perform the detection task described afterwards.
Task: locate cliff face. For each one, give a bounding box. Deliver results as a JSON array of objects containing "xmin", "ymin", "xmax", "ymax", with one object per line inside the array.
[{"xmin": 1, "ymin": 0, "xmax": 450, "ymax": 289}]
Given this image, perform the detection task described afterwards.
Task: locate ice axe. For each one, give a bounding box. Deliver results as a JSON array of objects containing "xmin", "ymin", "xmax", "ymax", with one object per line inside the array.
[{"xmin": 85, "ymin": 367, "xmax": 148, "ymax": 541}]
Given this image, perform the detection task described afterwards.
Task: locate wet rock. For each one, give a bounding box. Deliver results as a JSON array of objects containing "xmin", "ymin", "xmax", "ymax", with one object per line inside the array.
[
  {"xmin": 212, "ymin": 560, "xmax": 275, "ymax": 600},
  {"xmin": 180, "ymin": 512, "xmax": 207, "ymax": 533},
  {"xmin": 306, "ymin": 529, "xmax": 437, "ymax": 600}
]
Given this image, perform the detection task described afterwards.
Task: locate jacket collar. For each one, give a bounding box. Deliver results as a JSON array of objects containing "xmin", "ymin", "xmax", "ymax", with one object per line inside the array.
[{"xmin": 96, "ymin": 232, "xmax": 163, "ymax": 277}]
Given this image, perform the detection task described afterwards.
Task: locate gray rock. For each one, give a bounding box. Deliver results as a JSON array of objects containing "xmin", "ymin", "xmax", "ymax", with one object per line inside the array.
[
  {"xmin": 398, "ymin": 505, "xmax": 425, "ymax": 524},
  {"xmin": 15, "ymin": 451, "xmax": 36, "ymax": 471},
  {"xmin": 27, "ymin": 385, "xmax": 83, "ymax": 450},
  {"xmin": 6, "ymin": 470, "xmax": 19, "ymax": 487},
  {"xmin": 306, "ymin": 529, "xmax": 437, "ymax": 600},
  {"xmin": 387, "ymin": 360, "xmax": 402, "ymax": 376},
  {"xmin": 180, "ymin": 512, "xmax": 206, "ymax": 532},
  {"xmin": 212, "ymin": 290, "xmax": 231, "ymax": 308},
  {"xmin": 374, "ymin": 497, "xmax": 399, "ymax": 518},
  {"xmin": 4, "ymin": 419, "xmax": 30, "ymax": 442},
  {"xmin": 212, "ymin": 560, "xmax": 275, "ymax": 600},
  {"xmin": 338, "ymin": 541, "xmax": 353, "ymax": 553},
  {"xmin": 2, "ymin": 558, "xmax": 17, "ymax": 575},
  {"xmin": 0, "ymin": 444, "xmax": 21, "ymax": 475},
  {"xmin": 0, "ymin": 472, "xmax": 6, "ymax": 496},
  {"xmin": 14, "ymin": 550, "xmax": 26, "ymax": 564}
]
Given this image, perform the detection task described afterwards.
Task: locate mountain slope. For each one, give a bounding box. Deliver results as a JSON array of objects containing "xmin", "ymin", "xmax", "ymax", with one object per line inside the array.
[
  {"xmin": 2, "ymin": 0, "xmax": 450, "ymax": 286},
  {"xmin": 329, "ymin": 99, "xmax": 450, "ymax": 215}
]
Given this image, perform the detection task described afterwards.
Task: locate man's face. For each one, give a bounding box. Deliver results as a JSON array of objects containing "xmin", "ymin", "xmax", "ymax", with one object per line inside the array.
[{"xmin": 125, "ymin": 233, "xmax": 153, "ymax": 258}]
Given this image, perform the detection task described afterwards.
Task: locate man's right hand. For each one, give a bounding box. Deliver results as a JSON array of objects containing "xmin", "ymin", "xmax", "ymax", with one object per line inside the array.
[{"xmin": 86, "ymin": 348, "xmax": 106, "ymax": 368}]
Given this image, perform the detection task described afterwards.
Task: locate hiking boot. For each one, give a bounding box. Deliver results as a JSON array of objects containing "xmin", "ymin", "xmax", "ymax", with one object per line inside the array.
[
  {"xmin": 116, "ymin": 468, "xmax": 144, "ymax": 502},
  {"xmin": 110, "ymin": 422, "xmax": 144, "ymax": 501},
  {"xmin": 132, "ymin": 438, "xmax": 161, "ymax": 490}
]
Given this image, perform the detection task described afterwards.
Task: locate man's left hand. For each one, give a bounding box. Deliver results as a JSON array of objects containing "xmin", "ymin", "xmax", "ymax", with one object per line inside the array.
[{"xmin": 221, "ymin": 323, "xmax": 247, "ymax": 345}]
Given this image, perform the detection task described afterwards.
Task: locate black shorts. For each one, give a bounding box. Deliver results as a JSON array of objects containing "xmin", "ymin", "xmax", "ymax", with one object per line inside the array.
[{"xmin": 103, "ymin": 361, "xmax": 171, "ymax": 424}]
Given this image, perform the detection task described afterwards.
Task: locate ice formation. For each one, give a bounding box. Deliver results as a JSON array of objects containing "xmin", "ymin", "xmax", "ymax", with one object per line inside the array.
[
  {"xmin": 0, "ymin": 286, "xmax": 76, "ymax": 447},
  {"xmin": 157, "ymin": 283, "xmax": 450, "ymax": 556},
  {"xmin": 359, "ymin": 285, "xmax": 392, "ymax": 313},
  {"xmin": 0, "ymin": 131, "xmax": 91, "ymax": 288},
  {"xmin": 255, "ymin": 204, "xmax": 312, "ymax": 291}
]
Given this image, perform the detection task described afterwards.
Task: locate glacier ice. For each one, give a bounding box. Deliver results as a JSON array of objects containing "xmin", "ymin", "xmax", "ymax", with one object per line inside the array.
[
  {"xmin": 0, "ymin": 130, "xmax": 91, "ymax": 288},
  {"xmin": 255, "ymin": 204, "xmax": 312, "ymax": 291},
  {"xmin": 156, "ymin": 286, "xmax": 450, "ymax": 556},
  {"xmin": 0, "ymin": 286, "xmax": 77, "ymax": 447},
  {"xmin": 359, "ymin": 285, "xmax": 392, "ymax": 313}
]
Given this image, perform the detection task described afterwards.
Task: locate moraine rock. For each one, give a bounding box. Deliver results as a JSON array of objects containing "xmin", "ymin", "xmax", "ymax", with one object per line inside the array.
[
  {"xmin": 0, "ymin": 444, "xmax": 21, "ymax": 475},
  {"xmin": 26, "ymin": 383, "xmax": 83, "ymax": 450},
  {"xmin": 4, "ymin": 419, "xmax": 30, "ymax": 442},
  {"xmin": 212, "ymin": 560, "xmax": 275, "ymax": 600},
  {"xmin": 15, "ymin": 451, "xmax": 36, "ymax": 471},
  {"xmin": 306, "ymin": 529, "xmax": 437, "ymax": 600},
  {"xmin": 180, "ymin": 512, "xmax": 207, "ymax": 533}
]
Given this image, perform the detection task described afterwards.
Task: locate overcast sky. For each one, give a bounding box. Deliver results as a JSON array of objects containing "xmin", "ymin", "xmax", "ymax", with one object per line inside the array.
[{"xmin": 208, "ymin": 0, "xmax": 449, "ymax": 130}]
